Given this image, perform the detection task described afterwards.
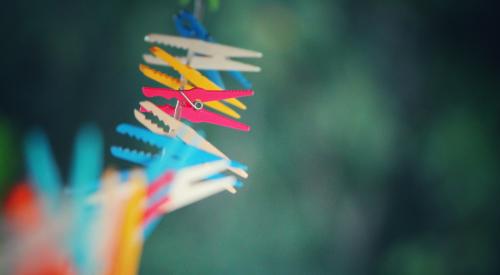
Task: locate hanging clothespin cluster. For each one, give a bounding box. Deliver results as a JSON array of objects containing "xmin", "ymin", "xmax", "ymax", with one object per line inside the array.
[
  {"xmin": 139, "ymin": 5, "xmax": 262, "ymax": 131},
  {"xmin": 1, "ymin": 1, "xmax": 261, "ymax": 274}
]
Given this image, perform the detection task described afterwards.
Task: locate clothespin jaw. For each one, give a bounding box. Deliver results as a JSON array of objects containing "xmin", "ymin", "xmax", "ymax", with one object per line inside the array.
[
  {"xmin": 144, "ymin": 52, "xmax": 261, "ymax": 72},
  {"xmin": 135, "ymin": 101, "xmax": 249, "ymax": 178},
  {"xmin": 145, "ymin": 34, "xmax": 262, "ymax": 59}
]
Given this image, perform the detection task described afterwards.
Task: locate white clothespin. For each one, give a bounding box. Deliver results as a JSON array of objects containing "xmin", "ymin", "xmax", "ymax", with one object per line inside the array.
[
  {"xmin": 143, "ymin": 34, "xmax": 262, "ymax": 72},
  {"xmin": 161, "ymin": 160, "xmax": 236, "ymax": 213}
]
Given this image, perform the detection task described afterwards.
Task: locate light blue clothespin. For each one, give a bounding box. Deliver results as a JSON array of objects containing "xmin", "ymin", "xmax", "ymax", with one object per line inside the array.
[
  {"xmin": 25, "ymin": 125, "xmax": 104, "ymax": 274},
  {"xmin": 67, "ymin": 125, "xmax": 103, "ymax": 275},
  {"xmin": 24, "ymin": 129, "xmax": 62, "ymax": 215},
  {"xmin": 110, "ymin": 123, "xmax": 247, "ymax": 177}
]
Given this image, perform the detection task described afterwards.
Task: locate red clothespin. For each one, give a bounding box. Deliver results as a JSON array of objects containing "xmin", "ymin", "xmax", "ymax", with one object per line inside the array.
[{"xmin": 140, "ymin": 87, "xmax": 254, "ymax": 131}]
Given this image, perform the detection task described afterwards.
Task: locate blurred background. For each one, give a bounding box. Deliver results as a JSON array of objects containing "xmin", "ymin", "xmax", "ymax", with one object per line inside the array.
[{"xmin": 1, "ymin": 0, "xmax": 500, "ymax": 274}]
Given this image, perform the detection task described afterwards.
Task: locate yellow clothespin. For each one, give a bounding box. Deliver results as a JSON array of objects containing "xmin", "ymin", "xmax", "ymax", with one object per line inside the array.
[
  {"xmin": 148, "ymin": 46, "xmax": 247, "ymax": 110},
  {"xmin": 89, "ymin": 169, "xmax": 129, "ymax": 275},
  {"xmin": 110, "ymin": 170, "xmax": 146, "ymax": 275}
]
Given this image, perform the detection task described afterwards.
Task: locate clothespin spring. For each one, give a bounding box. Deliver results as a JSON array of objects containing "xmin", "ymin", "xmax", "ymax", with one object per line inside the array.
[{"xmin": 178, "ymin": 89, "xmax": 204, "ymax": 110}]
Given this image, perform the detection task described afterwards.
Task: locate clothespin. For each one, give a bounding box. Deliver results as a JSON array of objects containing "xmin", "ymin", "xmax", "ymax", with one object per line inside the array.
[
  {"xmin": 90, "ymin": 169, "xmax": 133, "ymax": 275},
  {"xmin": 161, "ymin": 160, "xmax": 236, "ymax": 213},
  {"xmin": 143, "ymin": 159, "xmax": 237, "ymax": 237},
  {"xmin": 141, "ymin": 86, "xmax": 253, "ymax": 131},
  {"xmin": 24, "ymin": 130, "xmax": 63, "ymax": 215},
  {"xmin": 174, "ymin": 10, "xmax": 254, "ymax": 89},
  {"xmin": 67, "ymin": 125, "xmax": 103, "ymax": 274},
  {"xmin": 110, "ymin": 124, "xmax": 245, "ymax": 172},
  {"xmin": 141, "ymin": 160, "xmax": 238, "ymax": 238},
  {"xmin": 139, "ymin": 64, "xmax": 241, "ymax": 119},
  {"xmin": 143, "ymin": 34, "xmax": 261, "ymax": 73},
  {"xmin": 109, "ymin": 170, "xmax": 146, "ymax": 275},
  {"xmin": 135, "ymin": 100, "xmax": 249, "ymax": 178}
]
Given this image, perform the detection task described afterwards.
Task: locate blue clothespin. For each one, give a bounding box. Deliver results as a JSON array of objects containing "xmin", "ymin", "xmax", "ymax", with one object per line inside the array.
[
  {"xmin": 174, "ymin": 10, "xmax": 253, "ymax": 89},
  {"xmin": 67, "ymin": 124, "xmax": 103, "ymax": 275},
  {"xmin": 24, "ymin": 129, "xmax": 63, "ymax": 215},
  {"xmin": 110, "ymin": 124, "xmax": 247, "ymax": 179},
  {"xmin": 25, "ymin": 125, "xmax": 104, "ymax": 274}
]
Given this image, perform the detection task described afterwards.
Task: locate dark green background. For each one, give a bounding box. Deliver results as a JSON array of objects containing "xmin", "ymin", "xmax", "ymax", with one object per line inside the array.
[{"xmin": 1, "ymin": 0, "xmax": 499, "ymax": 274}]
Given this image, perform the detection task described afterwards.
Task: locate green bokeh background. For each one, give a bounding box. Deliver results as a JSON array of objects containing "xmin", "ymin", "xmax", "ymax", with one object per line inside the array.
[{"xmin": 1, "ymin": 0, "xmax": 499, "ymax": 274}]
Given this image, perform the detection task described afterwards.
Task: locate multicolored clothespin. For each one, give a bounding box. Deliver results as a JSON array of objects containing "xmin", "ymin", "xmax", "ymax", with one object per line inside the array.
[{"xmin": 141, "ymin": 87, "xmax": 253, "ymax": 131}]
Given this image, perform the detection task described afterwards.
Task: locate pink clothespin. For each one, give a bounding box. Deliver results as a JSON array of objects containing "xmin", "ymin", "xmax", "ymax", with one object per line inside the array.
[{"xmin": 140, "ymin": 87, "xmax": 254, "ymax": 131}]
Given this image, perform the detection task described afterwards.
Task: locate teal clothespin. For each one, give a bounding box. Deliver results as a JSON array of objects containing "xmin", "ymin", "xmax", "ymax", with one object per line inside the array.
[{"xmin": 24, "ymin": 129, "xmax": 62, "ymax": 215}]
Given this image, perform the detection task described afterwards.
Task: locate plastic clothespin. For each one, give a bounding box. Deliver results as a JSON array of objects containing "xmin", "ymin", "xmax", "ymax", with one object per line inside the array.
[
  {"xmin": 139, "ymin": 64, "xmax": 241, "ymax": 119},
  {"xmin": 143, "ymin": 159, "xmax": 237, "ymax": 238},
  {"xmin": 143, "ymin": 35, "xmax": 261, "ymax": 73},
  {"xmin": 135, "ymin": 100, "xmax": 249, "ymax": 178},
  {"xmin": 161, "ymin": 160, "xmax": 237, "ymax": 213},
  {"xmin": 67, "ymin": 125, "xmax": 103, "ymax": 274},
  {"xmin": 110, "ymin": 170, "xmax": 146, "ymax": 275},
  {"xmin": 141, "ymin": 87, "xmax": 253, "ymax": 131},
  {"xmin": 141, "ymin": 160, "xmax": 237, "ymax": 238},
  {"xmin": 24, "ymin": 130, "xmax": 63, "ymax": 215},
  {"xmin": 174, "ymin": 10, "xmax": 254, "ymax": 89},
  {"xmin": 110, "ymin": 123, "xmax": 246, "ymax": 172}
]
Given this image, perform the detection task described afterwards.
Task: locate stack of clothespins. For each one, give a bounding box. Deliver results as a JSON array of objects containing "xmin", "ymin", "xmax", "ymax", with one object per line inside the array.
[{"xmin": 1, "ymin": 5, "xmax": 261, "ymax": 275}]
